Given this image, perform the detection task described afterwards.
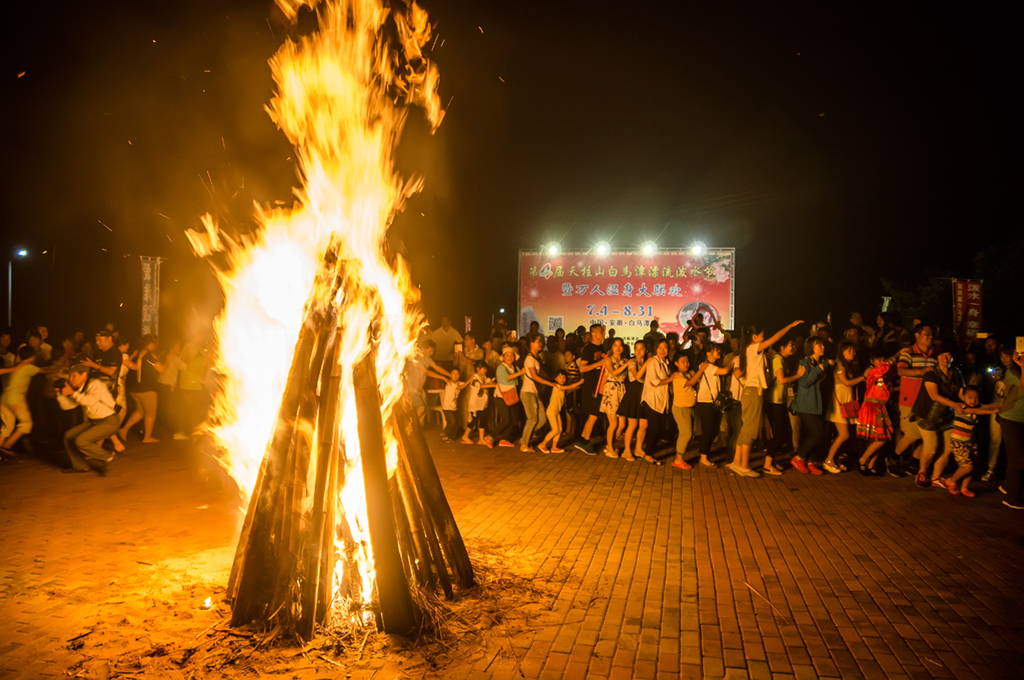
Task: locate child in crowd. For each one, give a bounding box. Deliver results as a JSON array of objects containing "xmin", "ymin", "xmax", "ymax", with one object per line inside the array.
[
  {"xmin": 440, "ymin": 368, "xmax": 467, "ymax": 443},
  {"xmin": 856, "ymin": 349, "xmax": 894, "ymax": 475},
  {"xmin": 946, "ymin": 385, "xmax": 1000, "ymax": 497},
  {"xmin": 462, "ymin": 361, "xmax": 497, "ymax": 446},
  {"xmin": 563, "ymin": 347, "xmax": 581, "ymax": 438},
  {"xmin": 538, "ymin": 370, "xmax": 584, "ymax": 454}
]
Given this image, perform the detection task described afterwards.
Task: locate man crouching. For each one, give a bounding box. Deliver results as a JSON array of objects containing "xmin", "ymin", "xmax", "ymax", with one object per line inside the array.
[{"xmin": 57, "ymin": 363, "xmax": 119, "ymax": 475}]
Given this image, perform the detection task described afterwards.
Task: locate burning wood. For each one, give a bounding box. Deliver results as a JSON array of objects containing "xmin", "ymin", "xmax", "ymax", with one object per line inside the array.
[{"xmin": 187, "ymin": 0, "xmax": 471, "ymax": 641}]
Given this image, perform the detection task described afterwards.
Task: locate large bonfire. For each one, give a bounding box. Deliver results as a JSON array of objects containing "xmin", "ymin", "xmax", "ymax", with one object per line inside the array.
[{"xmin": 188, "ymin": 0, "xmax": 463, "ymax": 639}]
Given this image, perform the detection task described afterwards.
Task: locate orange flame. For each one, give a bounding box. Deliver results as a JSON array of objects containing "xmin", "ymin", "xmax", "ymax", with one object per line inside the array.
[{"xmin": 188, "ymin": 0, "xmax": 442, "ymax": 622}]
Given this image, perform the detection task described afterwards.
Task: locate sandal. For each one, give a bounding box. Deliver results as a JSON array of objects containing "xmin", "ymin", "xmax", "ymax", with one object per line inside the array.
[
  {"xmin": 960, "ymin": 488, "xmax": 976, "ymax": 498},
  {"xmin": 946, "ymin": 481, "xmax": 960, "ymax": 496},
  {"xmin": 643, "ymin": 455, "xmax": 662, "ymax": 466},
  {"xmin": 460, "ymin": 438, "xmax": 474, "ymax": 445},
  {"xmin": 621, "ymin": 452, "xmax": 636, "ymax": 462},
  {"xmin": 931, "ymin": 477, "xmax": 948, "ymax": 488},
  {"xmin": 604, "ymin": 449, "xmax": 620, "ymax": 459},
  {"xmin": 672, "ymin": 459, "xmax": 692, "ymax": 471},
  {"xmin": 700, "ymin": 457, "xmax": 715, "ymax": 468}
]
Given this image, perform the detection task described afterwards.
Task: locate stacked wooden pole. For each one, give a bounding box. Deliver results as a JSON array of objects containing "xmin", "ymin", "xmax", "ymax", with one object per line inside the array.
[{"xmin": 227, "ymin": 265, "xmax": 475, "ymax": 641}]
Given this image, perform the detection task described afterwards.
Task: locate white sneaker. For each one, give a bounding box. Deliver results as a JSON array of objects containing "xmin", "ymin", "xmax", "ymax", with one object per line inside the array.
[{"xmin": 762, "ymin": 465, "xmax": 783, "ymax": 476}]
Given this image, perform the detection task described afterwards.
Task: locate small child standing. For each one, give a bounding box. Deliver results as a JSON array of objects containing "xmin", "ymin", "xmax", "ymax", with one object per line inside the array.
[
  {"xmin": 0, "ymin": 348, "xmax": 42, "ymax": 455},
  {"xmin": 563, "ymin": 348, "xmax": 581, "ymax": 438},
  {"xmin": 538, "ymin": 370, "xmax": 584, "ymax": 454},
  {"xmin": 440, "ymin": 368, "xmax": 465, "ymax": 443},
  {"xmin": 946, "ymin": 385, "xmax": 1000, "ymax": 497},
  {"xmin": 462, "ymin": 361, "xmax": 497, "ymax": 446}
]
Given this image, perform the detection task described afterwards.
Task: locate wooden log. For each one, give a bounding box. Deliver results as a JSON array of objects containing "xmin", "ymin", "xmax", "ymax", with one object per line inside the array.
[
  {"xmin": 353, "ymin": 351, "xmax": 418, "ymax": 635},
  {"xmin": 389, "ymin": 474, "xmax": 421, "ymax": 586},
  {"xmin": 297, "ymin": 324, "xmax": 341, "ymax": 640},
  {"xmin": 392, "ymin": 446, "xmax": 435, "ymax": 590},
  {"xmin": 229, "ymin": 318, "xmax": 318, "ymax": 626},
  {"xmin": 398, "ymin": 446, "xmax": 452, "ymax": 598},
  {"xmin": 394, "ymin": 397, "xmax": 476, "ymax": 589}
]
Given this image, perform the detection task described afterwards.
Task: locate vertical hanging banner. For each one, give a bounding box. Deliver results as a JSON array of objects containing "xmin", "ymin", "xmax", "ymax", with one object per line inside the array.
[
  {"xmin": 140, "ymin": 256, "xmax": 163, "ymax": 337},
  {"xmin": 464, "ymin": 316, "xmax": 472, "ymax": 334},
  {"xmin": 952, "ymin": 279, "xmax": 982, "ymax": 345},
  {"xmin": 518, "ymin": 248, "xmax": 735, "ymax": 347}
]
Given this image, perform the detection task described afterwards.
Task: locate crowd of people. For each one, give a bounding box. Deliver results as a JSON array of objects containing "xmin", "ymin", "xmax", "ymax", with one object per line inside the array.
[
  {"xmin": 0, "ymin": 325, "xmax": 210, "ymax": 474},
  {"xmin": 3, "ymin": 311, "xmax": 1022, "ymax": 514},
  {"xmin": 405, "ymin": 313, "xmax": 1024, "ymax": 510}
]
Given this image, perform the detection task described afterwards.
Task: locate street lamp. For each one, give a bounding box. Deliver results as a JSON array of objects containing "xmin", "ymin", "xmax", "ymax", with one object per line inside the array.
[
  {"xmin": 642, "ymin": 242, "xmax": 656, "ymax": 256},
  {"xmin": 8, "ymin": 249, "xmax": 28, "ymax": 328},
  {"xmin": 546, "ymin": 243, "xmax": 560, "ymax": 257},
  {"xmin": 595, "ymin": 242, "xmax": 610, "ymax": 256}
]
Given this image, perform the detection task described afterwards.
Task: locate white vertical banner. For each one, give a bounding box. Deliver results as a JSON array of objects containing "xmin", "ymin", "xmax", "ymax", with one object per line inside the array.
[{"xmin": 140, "ymin": 256, "xmax": 163, "ymax": 336}]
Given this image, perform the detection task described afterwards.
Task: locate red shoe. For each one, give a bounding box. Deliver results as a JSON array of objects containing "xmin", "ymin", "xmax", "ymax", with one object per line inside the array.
[
  {"xmin": 931, "ymin": 477, "xmax": 947, "ymax": 488},
  {"xmin": 792, "ymin": 457, "xmax": 809, "ymax": 474},
  {"xmin": 808, "ymin": 463, "xmax": 823, "ymax": 476},
  {"xmin": 672, "ymin": 459, "xmax": 692, "ymax": 471},
  {"xmin": 915, "ymin": 472, "xmax": 930, "ymax": 488},
  {"xmin": 947, "ymin": 481, "xmax": 960, "ymax": 496},
  {"xmin": 498, "ymin": 440, "xmax": 514, "ymax": 448},
  {"xmin": 960, "ymin": 488, "xmax": 975, "ymax": 498}
]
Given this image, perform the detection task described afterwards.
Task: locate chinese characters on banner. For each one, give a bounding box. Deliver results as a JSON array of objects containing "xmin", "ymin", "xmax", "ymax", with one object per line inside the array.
[
  {"xmin": 140, "ymin": 256, "xmax": 163, "ymax": 337},
  {"xmin": 518, "ymin": 249, "xmax": 735, "ymax": 347},
  {"xmin": 952, "ymin": 279, "xmax": 982, "ymax": 345}
]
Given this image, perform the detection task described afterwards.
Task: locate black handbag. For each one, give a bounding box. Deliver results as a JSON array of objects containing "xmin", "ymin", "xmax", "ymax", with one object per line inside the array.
[{"xmin": 703, "ymin": 371, "xmax": 737, "ymax": 413}]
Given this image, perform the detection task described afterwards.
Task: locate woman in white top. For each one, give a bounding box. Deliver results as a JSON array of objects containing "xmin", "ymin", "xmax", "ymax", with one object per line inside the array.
[
  {"xmin": 695, "ymin": 344, "xmax": 732, "ymax": 467},
  {"xmin": 732, "ymin": 320, "xmax": 803, "ymax": 477},
  {"xmin": 599, "ymin": 338, "xmax": 630, "ymax": 458},
  {"xmin": 638, "ymin": 339, "xmax": 673, "ymax": 465},
  {"xmin": 521, "ymin": 333, "xmax": 559, "ymax": 452}
]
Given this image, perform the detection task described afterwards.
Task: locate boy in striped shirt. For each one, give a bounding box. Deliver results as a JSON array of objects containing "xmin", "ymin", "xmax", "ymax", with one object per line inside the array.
[{"xmin": 946, "ymin": 385, "xmax": 1000, "ymax": 497}]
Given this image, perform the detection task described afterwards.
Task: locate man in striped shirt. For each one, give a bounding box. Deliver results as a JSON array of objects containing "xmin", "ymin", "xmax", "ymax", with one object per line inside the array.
[{"xmin": 889, "ymin": 323, "xmax": 936, "ymax": 475}]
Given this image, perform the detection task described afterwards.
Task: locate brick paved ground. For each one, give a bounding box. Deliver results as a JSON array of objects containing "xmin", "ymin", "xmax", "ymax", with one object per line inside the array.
[{"xmin": 2, "ymin": 433, "xmax": 1023, "ymax": 679}]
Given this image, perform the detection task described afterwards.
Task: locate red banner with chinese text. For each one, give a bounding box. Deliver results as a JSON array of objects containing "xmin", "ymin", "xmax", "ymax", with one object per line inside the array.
[
  {"xmin": 518, "ymin": 249, "xmax": 735, "ymax": 347},
  {"xmin": 952, "ymin": 279, "xmax": 982, "ymax": 345}
]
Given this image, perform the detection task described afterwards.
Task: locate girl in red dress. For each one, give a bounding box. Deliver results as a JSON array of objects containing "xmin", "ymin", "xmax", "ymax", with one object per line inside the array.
[{"xmin": 857, "ymin": 349, "xmax": 895, "ymax": 474}]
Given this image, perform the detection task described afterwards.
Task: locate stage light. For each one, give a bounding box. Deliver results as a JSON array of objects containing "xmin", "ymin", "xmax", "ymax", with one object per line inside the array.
[
  {"xmin": 546, "ymin": 243, "xmax": 559, "ymax": 256},
  {"xmin": 16, "ymin": 249, "xmax": 27, "ymax": 258},
  {"xmin": 596, "ymin": 242, "xmax": 610, "ymax": 256},
  {"xmin": 499, "ymin": 308, "xmax": 505, "ymax": 314},
  {"xmin": 642, "ymin": 242, "xmax": 656, "ymax": 256},
  {"xmin": 691, "ymin": 242, "xmax": 705, "ymax": 257}
]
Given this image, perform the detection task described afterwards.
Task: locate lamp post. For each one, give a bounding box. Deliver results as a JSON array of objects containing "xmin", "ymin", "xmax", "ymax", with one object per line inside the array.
[{"xmin": 8, "ymin": 249, "xmax": 28, "ymax": 328}]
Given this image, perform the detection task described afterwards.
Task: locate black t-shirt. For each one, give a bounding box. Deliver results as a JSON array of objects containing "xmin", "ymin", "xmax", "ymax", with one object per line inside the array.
[
  {"xmin": 92, "ymin": 346, "xmax": 122, "ymax": 382},
  {"xmin": 581, "ymin": 343, "xmax": 605, "ymax": 389},
  {"xmin": 138, "ymin": 353, "xmax": 160, "ymax": 392}
]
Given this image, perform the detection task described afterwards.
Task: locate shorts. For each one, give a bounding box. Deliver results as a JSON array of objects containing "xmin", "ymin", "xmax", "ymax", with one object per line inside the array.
[
  {"xmin": 951, "ymin": 439, "xmax": 977, "ymax": 468},
  {"xmin": 899, "ymin": 405, "xmax": 920, "ymax": 441},
  {"xmin": 131, "ymin": 391, "xmax": 158, "ymax": 419},
  {"xmin": 737, "ymin": 386, "xmax": 763, "ymax": 447},
  {"xmin": 581, "ymin": 383, "xmax": 603, "ymax": 417},
  {"xmin": 1, "ymin": 401, "xmax": 33, "ymax": 438}
]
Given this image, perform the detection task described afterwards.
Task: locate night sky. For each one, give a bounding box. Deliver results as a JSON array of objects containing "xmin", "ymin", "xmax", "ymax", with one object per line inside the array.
[{"xmin": 2, "ymin": 1, "xmax": 1017, "ymax": 343}]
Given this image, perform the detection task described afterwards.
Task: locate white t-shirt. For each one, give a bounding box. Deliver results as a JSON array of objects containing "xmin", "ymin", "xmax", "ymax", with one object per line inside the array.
[
  {"xmin": 430, "ymin": 327, "xmax": 463, "ymax": 362},
  {"xmin": 468, "ymin": 375, "xmax": 490, "ymax": 412},
  {"xmin": 441, "ymin": 382, "xmax": 459, "ymax": 411},
  {"xmin": 744, "ymin": 344, "xmax": 767, "ymax": 390},
  {"xmin": 697, "ymin": 364, "xmax": 721, "ymax": 403},
  {"xmin": 641, "ymin": 356, "xmax": 670, "ymax": 412},
  {"xmin": 522, "ymin": 354, "xmax": 541, "ymax": 394}
]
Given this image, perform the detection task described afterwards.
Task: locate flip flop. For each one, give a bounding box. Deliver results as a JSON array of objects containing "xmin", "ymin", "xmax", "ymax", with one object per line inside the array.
[
  {"xmin": 672, "ymin": 460, "xmax": 692, "ymax": 471},
  {"xmin": 644, "ymin": 456, "xmax": 662, "ymax": 466}
]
